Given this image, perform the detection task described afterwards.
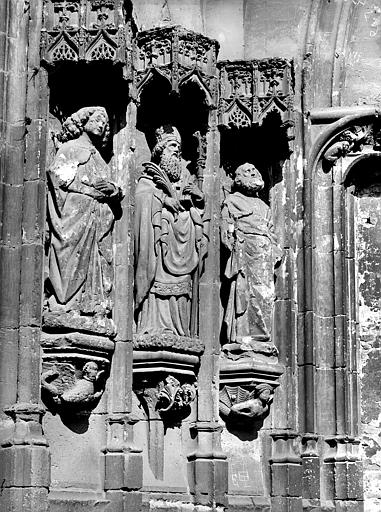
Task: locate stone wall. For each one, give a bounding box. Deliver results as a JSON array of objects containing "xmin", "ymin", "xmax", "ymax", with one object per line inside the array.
[
  {"xmin": 357, "ymin": 190, "xmax": 381, "ymax": 511},
  {"xmin": 0, "ymin": 1, "xmax": 381, "ymax": 511}
]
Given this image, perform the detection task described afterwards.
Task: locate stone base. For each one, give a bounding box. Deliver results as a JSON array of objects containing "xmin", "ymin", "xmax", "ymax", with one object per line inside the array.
[
  {"xmin": 43, "ymin": 311, "xmax": 116, "ymax": 337},
  {"xmin": 133, "ymin": 350, "xmax": 200, "ymax": 377},
  {"xmin": 133, "ymin": 333, "xmax": 204, "ymax": 355},
  {"xmin": 48, "ymin": 490, "xmax": 110, "ymax": 512},
  {"xmin": 221, "ymin": 341, "xmax": 279, "ymax": 363},
  {"xmin": 41, "ymin": 331, "xmax": 115, "ymax": 361},
  {"xmin": 220, "ymin": 358, "xmax": 284, "ymax": 388}
]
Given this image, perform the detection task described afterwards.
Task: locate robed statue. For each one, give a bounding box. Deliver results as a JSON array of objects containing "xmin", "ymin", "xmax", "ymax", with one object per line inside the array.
[
  {"xmin": 221, "ymin": 163, "xmax": 282, "ymax": 349},
  {"xmin": 134, "ymin": 125, "xmax": 208, "ymax": 337},
  {"xmin": 44, "ymin": 106, "xmax": 122, "ymax": 325}
]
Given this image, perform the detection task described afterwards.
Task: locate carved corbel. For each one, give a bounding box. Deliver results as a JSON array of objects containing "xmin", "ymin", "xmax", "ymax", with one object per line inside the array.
[
  {"xmin": 219, "ymin": 383, "xmax": 273, "ymax": 431},
  {"xmin": 135, "ymin": 374, "xmax": 196, "ymax": 427},
  {"xmin": 41, "ymin": 361, "xmax": 107, "ymax": 416},
  {"xmin": 323, "ymin": 125, "xmax": 370, "ymax": 166}
]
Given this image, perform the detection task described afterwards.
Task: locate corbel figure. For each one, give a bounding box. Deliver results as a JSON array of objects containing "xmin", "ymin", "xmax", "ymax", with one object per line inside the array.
[
  {"xmin": 323, "ymin": 126, "xmax": 369, "ymax": 165},
  {"xmin": 135, "ymin": 374, "xmax": 197, "ymax": 425},
  {"xmin": 41, "ymin": 361, "xmax": 106, "ymax": 414},
  {"xmin": 156, "ymin": 375, "xmax": 197, "ymax": 414},
  {"xmin": 219, "ymin": 383, "xmax": 273, "ymax": 429}
]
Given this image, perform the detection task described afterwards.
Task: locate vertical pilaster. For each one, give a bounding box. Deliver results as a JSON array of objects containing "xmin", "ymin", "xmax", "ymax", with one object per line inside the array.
[
  {"xmin": 104, "ymin": 98, "xmax": 142, "ymax": 512},
  {"xmin": 270, "ymin": 431, "xmax": 302, "ymax": 512},
  {"xmin": 188, "ymin": 110, "xmax": 228, "ymax": 508},
  {"xmin": 0, "ymin": 1, "xmax": 50, "ymax": 511}
]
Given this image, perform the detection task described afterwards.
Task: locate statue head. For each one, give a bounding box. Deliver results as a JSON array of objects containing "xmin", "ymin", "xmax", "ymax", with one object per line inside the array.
[
  {"xmin": 234, "ymin": 163, "xmax": 264, "ymax": 196},
  {"xmin": 58, "ymin": 106, "xmax": 110, "ymax": 147},
  {"xmin": 152, "ymin": 124, "xmax": 182, "ymax": 182},
  {"xmin": 82, "ymin": 361, "xmax": 99, "ymax": 382},
  {"xmin": 255, "ymin": 383, "xmax": 272, "ymax": 403}
]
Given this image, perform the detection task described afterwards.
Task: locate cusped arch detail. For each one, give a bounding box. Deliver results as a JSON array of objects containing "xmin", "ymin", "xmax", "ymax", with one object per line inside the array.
[
  {"xmin": 136, "ymin": 66, "xmax": 172, "ymax": 99},
  {"xmin": 49, "ymin": 32, "xmax": 79, "ymax": 62},
  {"xmin": 85, "ymin": 30, "xmax": 117, "ymax": 62},
  {"xmin": 260, "ymin": 95, "xmax": 289, "ymax": 123},
  {"xmin": 224, "ymin": 98, "xmax": 251, "ymax": 129},
  {"xmin": 178, "ymin": 68, "xmax": 214, "ymax": 107}
]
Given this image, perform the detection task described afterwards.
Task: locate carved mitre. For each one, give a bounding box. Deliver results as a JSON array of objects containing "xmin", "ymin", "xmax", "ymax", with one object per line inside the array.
[{"xmin": 154, "ymin": 124, "xmax": 181, "ymax": 147}]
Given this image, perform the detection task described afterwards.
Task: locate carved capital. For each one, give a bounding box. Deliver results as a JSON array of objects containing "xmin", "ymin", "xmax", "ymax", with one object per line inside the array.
[{"xmin": 3, "ymin": 403, "xmax": 48, "ymax": 447}]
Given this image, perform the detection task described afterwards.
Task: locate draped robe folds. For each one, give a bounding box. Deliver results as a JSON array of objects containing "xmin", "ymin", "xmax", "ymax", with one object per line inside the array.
[
  {"xmin": 46, "ymin": 139, "xmax": 119, "ymax": 317},
  {"xmin": 222, "ymin": 192, "xmax": 282, "ymax": 344},
  {"xmin": 134, "ymin": 164, "xmax": 206, "ymax": 337}
]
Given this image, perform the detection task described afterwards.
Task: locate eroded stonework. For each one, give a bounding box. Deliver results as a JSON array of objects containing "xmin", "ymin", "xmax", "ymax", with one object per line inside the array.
[{"xmin": 1, "ymin": 2, "xmax": 380, "ymax": 512}]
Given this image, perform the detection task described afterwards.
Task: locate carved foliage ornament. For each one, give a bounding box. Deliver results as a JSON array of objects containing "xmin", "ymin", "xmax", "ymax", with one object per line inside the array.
[
  {"xmin": 156, "ymin": 375, "xmax": 197, "ymax": 413},
  {"xmin": 134, "ymin": 25, "xmax": 219, "ymax": 105},
  {"xmin": 41, "ymin": 0, "xmax": 132, "ymax": 73},
  {"xmin": 135, "ymin": 375, "xmax": 197, "ymax": 425},
  {"xmin": 218, "ymin": 58, "xmax": 294, "ymax": 130}
]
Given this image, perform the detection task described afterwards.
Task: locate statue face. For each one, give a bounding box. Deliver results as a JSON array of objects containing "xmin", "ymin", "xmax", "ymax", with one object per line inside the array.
[
  {"xmin": 163, "ymin": 140, "xmax": 180, "ymax": 159},
  {"xmin": 260, "ymin": 388, "xmax": 271, "ymax": 401},
  {"xmin": 83, "ymin": 362, "xmax": 98, "ymax": 381},
  {"xmin": 235, "ymin": 163, "xmax": 264, "ymax": 194},
  {"xmin": 160, "ymin": 140, "xmax": 182, "ymax": 181},
  {"xmin": 84, "ymin": 111, "xmax": 108, "ymax": 138}
]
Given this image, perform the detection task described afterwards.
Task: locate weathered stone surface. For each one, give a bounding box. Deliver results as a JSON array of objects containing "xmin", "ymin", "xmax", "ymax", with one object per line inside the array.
[
  {"xmin": 2, "ymin": 1, "xmax": 381, "ymax": 511},
  {"xmin": 43, "ymin": 107, "xmax": 122, "ymax": 327},
  {"xmin": 134, "ymin": 125, "xmax": 208, "ymax": 338},
  {"xmin": 221, "ymin": 163, "xmax": 282, "ymax": 349}
]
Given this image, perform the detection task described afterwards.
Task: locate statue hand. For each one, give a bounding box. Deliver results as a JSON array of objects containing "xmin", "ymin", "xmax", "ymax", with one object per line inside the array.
[
  {"xmin": 221, "ymin": 230, "xmax": 234, "ymax": 251},
  {"xmin": 164, "ymin": 196, "xmax": 181, "ymax": 214},
  {"xmin": 183, "ymin": 183, "xmax": 204, "ymax": 201},
  {"xmin": 93, "ymin": 179, "xmax": 116, "ymax": 195}
]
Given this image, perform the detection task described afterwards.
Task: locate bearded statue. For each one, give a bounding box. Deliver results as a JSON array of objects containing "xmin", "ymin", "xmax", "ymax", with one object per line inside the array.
[
  {"xmin": 221, "ymin": 163, "xmax": 282, "ymax": 352},
  {"xmin": 134, "ymin": 125, "xmax": 208, "ymax": 337}
]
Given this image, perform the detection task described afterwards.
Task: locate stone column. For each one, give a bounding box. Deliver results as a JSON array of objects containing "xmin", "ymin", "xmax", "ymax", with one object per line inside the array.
[
  {"xmin": 103, "ymin": 98, "xmax": 143, "ymax": 512},
  {"xmin": 0, "ymin": 1, "xmax": 50, "ymax": 511},
  {"xmin": 187, "ymin": 110, "xmax": 228, "ymax": 509}
]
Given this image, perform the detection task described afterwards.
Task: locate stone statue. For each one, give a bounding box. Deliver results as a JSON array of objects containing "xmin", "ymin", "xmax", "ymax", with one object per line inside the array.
[
  {"xmin": 134, "ymin": 125, "xmax": 207, "ymax": 337},
  {"xmin": 44, "ymin": 106, "xmax": 122, "ymax": 328},
  {"xmin": 221, "ymin": 163, "xmax": 282, "ymax": 350}
]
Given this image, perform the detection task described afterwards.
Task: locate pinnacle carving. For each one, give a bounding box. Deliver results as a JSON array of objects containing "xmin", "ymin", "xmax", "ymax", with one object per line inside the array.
[{"xmin": 218, "ymin": 59, "xmax": 294, "ymax": 130}]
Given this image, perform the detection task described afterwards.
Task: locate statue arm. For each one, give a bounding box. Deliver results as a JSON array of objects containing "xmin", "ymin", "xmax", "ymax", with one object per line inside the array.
[
  {"xmin": 134, "ymin": 181, "xmax": 161, "ymax": 308},
  {"xmin": 65, "ymin": 180, "xmax": 106, "ymax": 200},
  {"xmin": 221, "ymin": 202, "xmax": 234, "ymax": 251},
  {"xmin": 183, "ymin": 174, "xmax": 205, "ymax": 207}
]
